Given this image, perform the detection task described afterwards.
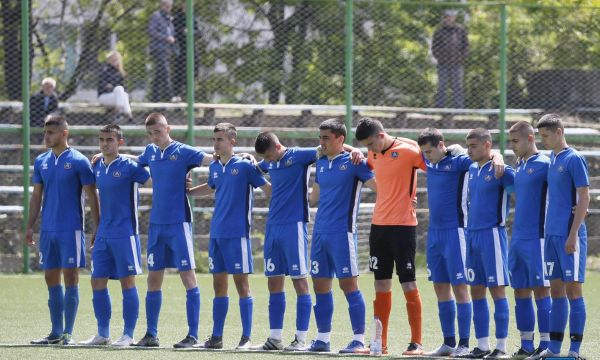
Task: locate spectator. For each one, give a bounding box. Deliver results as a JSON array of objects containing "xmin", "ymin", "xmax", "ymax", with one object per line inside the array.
[
  {"xmin": 98, "ymin": 50, "xmax": 132, "ymax": 123},
  {"xmin": 30, "ymin": 77, "xmax": 58, "ymax": 127},
  {"xmin": 172, "ymin": 2, "xmax": 200, "ymax": 101},
  {"xmin": 148, "ymin": 0, "xmax": 178, "ymax": 103},
  {"xmin": 432, "ymin": 9, "xmax": 469, "ymax": 109}
]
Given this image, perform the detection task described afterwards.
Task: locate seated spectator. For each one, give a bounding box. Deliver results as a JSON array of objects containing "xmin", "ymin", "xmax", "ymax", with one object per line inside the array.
[
  {"xmin": 30, "ymin": 77, "xmax": 58, "ymax": 127},
  {"xmin": 98, "ymin": 50, "xmax": 132, "ymax": 122}
]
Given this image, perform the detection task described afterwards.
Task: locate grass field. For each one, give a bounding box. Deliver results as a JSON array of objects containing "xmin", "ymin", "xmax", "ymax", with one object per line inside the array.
[{"xmin": 1, "ymin": 271, "xmax": 599, "ymax": 359}]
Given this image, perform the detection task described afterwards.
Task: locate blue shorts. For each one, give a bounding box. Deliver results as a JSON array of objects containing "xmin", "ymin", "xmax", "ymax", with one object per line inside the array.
[
  {"xmin": 427, "ymin": 227, "xmax": 468, "ymax": 285},
  {"xmin": 147, "ymin": 223, "xmax": 195, "ymax": 271},
  {"xmin": 508, "ymin": 237, "xmax": 549, "ymax": 289},
  {"xmin": 465, "ymin": 227, "xmax": 509, "ymax": 287},
  {"xmin": 209, "ymin": 236, "xmax": 253, "ymax": 274},
  {"xmin": 39, "ymin": 230, "xmax": 86, "ymax": 270},
  {"xmin": 545, "ymin": 233, "xmax": 587, "ymax": 283},
  {"xmin": 264, "ymin": 222, "xmax": 309, "ymax": 278},
  {"xmin": 91, "ymin": 235, "xmax": 143, "ymax": 279},
  {"xmin": 310, "ymin": 232, "xmax": 358, "ymax": 279}
]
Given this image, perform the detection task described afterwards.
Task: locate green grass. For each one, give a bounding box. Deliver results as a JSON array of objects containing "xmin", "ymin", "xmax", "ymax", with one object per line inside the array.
[{"xmin": 1, "ymin": 272, "xmax": 599, "ymax": 359}]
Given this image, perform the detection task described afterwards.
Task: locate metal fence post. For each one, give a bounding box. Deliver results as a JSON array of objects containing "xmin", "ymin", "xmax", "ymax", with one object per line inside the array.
[
  {"xmin": 344, "ymin": 0, "xmax": 354, "ymax": 144},
  {"xmin": 186, "ymin": 0, "xmax": 195, "ymax": 146},
  {"xmin": 21, "ymin": 0, "xmax": 31, "ymax": 273},
  {"xmin": 499, "ymin": 3, "xmax": 508, "ymax": 154}
]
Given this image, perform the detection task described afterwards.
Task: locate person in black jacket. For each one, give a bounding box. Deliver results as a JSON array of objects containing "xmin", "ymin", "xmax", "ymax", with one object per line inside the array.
[
  {"xmin": 432, "ymin": 10, "xmax": 469, "ymax": 109},
  {"xmin": 98, "ymin": 50, "xmax": 132, "ymax": 122},
  {"xmin": 148, "ymin": 0, "xmax": 177, "ymax": 102},
  {"xmin": 30, "ymin": 77, "xmax": 59, "ymax": 128}
]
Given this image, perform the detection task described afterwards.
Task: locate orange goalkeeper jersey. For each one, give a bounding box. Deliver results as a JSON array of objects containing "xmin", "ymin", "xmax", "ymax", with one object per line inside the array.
[{"xmin": 367, "ymin": 137, "xmax": 426, "ymax": 226}]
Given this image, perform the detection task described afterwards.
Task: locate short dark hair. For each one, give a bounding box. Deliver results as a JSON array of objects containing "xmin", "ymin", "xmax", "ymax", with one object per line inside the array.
[
  {"xmin": 355, "ymin": 117, "xmax": 384, "ymax": 141},
  {"xmin": 254, "ymin": 131, "xmax": 279, "ymax": 154},
  {"xmin": 214, "ymin": 122, "xmax": 237, "ymax": 140},
  {"xmin": 509, "ymin": 121, "xmax": 534, "ymax": 136},
  {"xmin": 319, "ymin": 118, "xmax": 346, "ymax": 138},
  {"xmin": 100, "ymin": 124, "xmax": 123, "ymax": 139},
  {"xmin": 466, "ymin": 128, "xmax": 492, "ymax": 143},
  {"xmin": 536, "ymin": 113, "xmax": 564, "ymax": 132},
  {"xmin": 417, "ymin": 128, "xmax": 444, "ymax": 147},
  {"xmin": 44, "ymin": 114, "xmax": 68, "ymax": 129},
  {"xmin": 145, "ymin": 112, "xmax": 168, "ymax": 127}
]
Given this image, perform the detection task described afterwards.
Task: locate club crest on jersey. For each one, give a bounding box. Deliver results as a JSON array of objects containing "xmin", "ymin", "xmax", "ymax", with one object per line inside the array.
[
  {"xmin": 285, "ymin": 158, "xmax": 293, "ymax": 167},
  {"xmin": 42, "ymin": 162, "xmax": 48, "ymax": 170},
  {"xmin": 444, "ymin": 164, "xmax": 451, "ymax": 171},
  {"xmin": 339, "ymin": 164, "xmax": 348, "ymax": 171},
  {"xmin": 64, "ymin": 162, "xmax": 72, "ymax": 170},
  {"xmin": 151, "ymin": 155, "xmax": 156, "ymax": 161},
  {"xmin": 391, "ymin": 151, "xmax": 398, "ymax": 158},
  {"xmin": 527, "ymin": 168, "xmax": 534, "ymax": 174},
  {"xmin": 558, "ymin": 165, "xmax": 564, "ymax": 173},
  {"xmin": 113, "ymin": 170, "xmax": 122, "ymax": 177},
  {"xmin": 169, "ymin": 154, "xmax": 178, "ymax": 161},
  {"xmin": 231, "ymin": 168, "xmax": 239, "ymax": 175},
  {"xmin": 484, "ymin": 174, "xmax": 492, "ymax": 181}
]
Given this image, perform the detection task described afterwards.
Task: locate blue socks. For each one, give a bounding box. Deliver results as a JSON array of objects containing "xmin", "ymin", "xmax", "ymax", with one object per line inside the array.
[
  {"xmin": 239, "ymin": 297, "xmax": 253, "ymax": 338},
  {"xmin": 549, "ymin": 297, "xmax": 568, "ymax": 354},
  {"xmin": 345, "ymin": 290, "xmax": 366, "ymax": 335},
  {"xmin": 438, "ymin": 300, "xmax": 456, "ymax": 346},
  {"xmin": 145, "ymin": 290, "xmax": 162, "ymax": 337},
  {"xmin": 122, "ymin": 287, "xmax": 139, "ymax": 338},
  {"xmin": 296, "ymin": 294, "xmax": 312, "ymax": 332},
  {"xmin": 515, "ymin": 297, "xmax": 535, "ymax": 352},
  {"xmin": 457, "ymin": 301, "xmax": 472, "ymax": 347},
  {"xmin": 212, "ymin": 296, "xmax": 229, "ymax": 337},
  {"xmin": 64, "ymin": 286, "xmax": 79, "ymax": 335},
  {"xmin": 48, "ymin": 285, "xmax": 64, "ymax": 337},
  {"xmin": 92, "ymin": 288, "xmax": 111, "ymax": 338},
  {"xmin": 186, "ymin": 287, "xmax": 200, "ymax": 339},
  {"xmin": 536, "ymin": 297, "xmax": 551, "ymax": 349},
  {"xmin": 494, "ymin": 298, "xmax": 509, "ymax": 340},
  {"xmin": 269, "ymin": 292, "xmax": 286, "ymax": 331},
  {"xmin": 314, "ymin": 292, "xmax": 334, "ymax": 334},
  {"xmin": 472, "ymin": 298, "xmax": 489, "ymax": 339},
  {"xmin": 569, "ymin": 297, "xmax": 586, "ymax": 354}
]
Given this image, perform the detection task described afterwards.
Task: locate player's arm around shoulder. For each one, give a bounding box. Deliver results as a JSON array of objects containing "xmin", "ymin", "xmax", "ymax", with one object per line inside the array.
[
  {"xmin": 502, "ymin": 165, "xmax": 516, "ymax": 194},
  {"xmin": 187, "ymin": 183, "xmax": 215, "ymax": 197}
]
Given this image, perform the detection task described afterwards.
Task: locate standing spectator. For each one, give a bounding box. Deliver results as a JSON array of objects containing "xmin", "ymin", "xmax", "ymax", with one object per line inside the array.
[
  {"xmin": 172, "ymin": 2, "xmax": 200, "ymax": 101},
  {"xmin": 98, "ymin": 51, "xmax": 132, "ymax": 123},
  {"xmin": 432, "ymin": 9, "xmax": 469, "ymax": 109},
  {"xmin": 148, "ymin": 0, "xmax": 178, "ymax": 102},
  {"xmin": 30, "ymin": 77, "xmax": 59, "ymax": 127}
]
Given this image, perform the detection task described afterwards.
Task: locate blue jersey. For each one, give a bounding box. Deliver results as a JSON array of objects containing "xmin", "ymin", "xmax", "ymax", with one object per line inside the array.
[
  {"xmin": 208, "ymin": 156, "xmax": 268, "ymax": 238},
  {"xmin": 258, "ymin": 147, "xmax": 317, "ymax": 225},
  {"xmin": 32, "ymin": 148, "xmax": 95, "ymax": 231},
  {"xmin": 425, "ymin": 153, "xmax": 472, "ymax": 229},
  {"xmin": 313, "ymin": 153, "xmax": 374, "ymax": 234},
  {"xmin": 546, "ymin": 148, "xmax": 589, "ymax": 236},
  {"xmin": 94, "ymin": 156, "xmax": 150, "ymax": 238},
  {"xmin": 467, "ymin": 161, "xmax": 515, "ymax": 231},
  {"xmin": 512, "ymin": 153, "xmax": 549, "ymax": 239},
  {"xmin": 138, "ymin": 141, "xmax": 204, "ymax": 224}
]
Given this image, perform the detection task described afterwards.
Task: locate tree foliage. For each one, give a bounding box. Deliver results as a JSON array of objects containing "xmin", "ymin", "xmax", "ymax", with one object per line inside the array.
[{"xmin": 2, "ymin": 0, "xmax": 600, "ymax": 107}]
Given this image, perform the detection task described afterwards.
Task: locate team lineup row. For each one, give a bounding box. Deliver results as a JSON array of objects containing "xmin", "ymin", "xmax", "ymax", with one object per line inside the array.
[{"xmin": 24, "ymin": 113, "xmax": 589, "ymax": 359}]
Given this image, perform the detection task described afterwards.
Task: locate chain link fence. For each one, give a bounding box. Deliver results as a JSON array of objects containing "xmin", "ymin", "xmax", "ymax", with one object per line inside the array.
[{"xmin": 1, "ymin": 0, "xmax": 600, "ymax": 272}]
